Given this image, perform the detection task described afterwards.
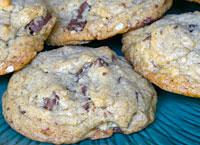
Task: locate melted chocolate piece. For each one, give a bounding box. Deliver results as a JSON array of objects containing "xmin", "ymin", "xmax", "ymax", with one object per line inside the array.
[
  {"xmin": 28, "ymin": 12, "xmax": 52, "ymax": 34},
  {"xmin": 81, "ymin": 85, "xmax": 87, "ymax": 96},
  {"xmin": 113, "ymin": 127, "xmax": 124, "ymax": 133},
  {"xmin": 188, "ymin": 24, "xmax": 198, "ymax": 33},
  {"xmin": 144, "ymin": 35, "xmax": 152, "ymax": 41},
  {"xmin": 82, "ymin": 103, "xmax": 90, "ymax": 112},
  {"xmin": 67, "ymin": 2, "xmax": 91, "ymax": 32},
  {"xmin": 43, "ymin": 93, "xmax": 59, "ymax": 111},
  {"xmin": 93, "ymin": 58, "xmax": 109, "ymax": 67}
]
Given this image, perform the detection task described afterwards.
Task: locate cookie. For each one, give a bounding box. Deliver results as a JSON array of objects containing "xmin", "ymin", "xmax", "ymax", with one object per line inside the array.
[
  {"xmin": 122, "ymin": 12, "xmax": 200, "ymax": 98},
  {"xmin": 0, "ymin": 0, "xmax": 57, "ymax": 75},
  {"xmin": 3, "ymin": 46, "xmax": 157, "ymax": 144},
  {"xmin": 45, "ymin": 0, "xmax": 172, "ymax": 46}
]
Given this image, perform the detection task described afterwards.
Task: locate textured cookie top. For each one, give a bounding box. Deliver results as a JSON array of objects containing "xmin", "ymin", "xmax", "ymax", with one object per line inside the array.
[
  {"xmin": 3, "ymin": 46, "xmax": 157, "ymax": 144},
  {"xmin": 123, "ymin": 12, "xmax": 200, "ymax": 98},
  {"xmin": 0, "ymin": 0, "xmax": 56, "ymax": 75},
  {"xmin": 46, "ymin": 0, "xmax": 172, "ymax": 45}
]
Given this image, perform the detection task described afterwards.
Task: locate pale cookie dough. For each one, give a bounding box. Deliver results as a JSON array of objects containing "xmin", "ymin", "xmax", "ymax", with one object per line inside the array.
[
  {"xmin": 3, "ymin": 46, "xmax": 157, "ymax": 144},
  {"xmin": 122, "ymin": 12, "xmax": 200, "ymax": 98},
  {"xmin": 0, "ymin": 0, "xmax": 57, "ymax": 75},
  {"xmin": 45, "ymin": 0, "xmax": 172, "ymax": 46}
]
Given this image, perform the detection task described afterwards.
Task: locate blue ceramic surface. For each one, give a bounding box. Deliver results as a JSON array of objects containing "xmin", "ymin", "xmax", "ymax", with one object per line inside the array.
[{"xmin": 0, "ymin": 1, "xmax": 200, "ymax": 145}]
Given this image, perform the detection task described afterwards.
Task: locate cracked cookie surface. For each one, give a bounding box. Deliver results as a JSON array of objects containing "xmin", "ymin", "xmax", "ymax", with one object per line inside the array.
[
  {"xmin": 122, "ymin": 12, "xmax": 200, "ymax": 98},
  {"xmin": 3, "ymin": 46, "xmax": 157, "ymax": 144},
  {"xmin": 45, "ymin": 0, "xmax": 172, "ymax": 46},
  {"xmin": 0, "ymin": 0, "xmax": 56, "ymax": 75}
]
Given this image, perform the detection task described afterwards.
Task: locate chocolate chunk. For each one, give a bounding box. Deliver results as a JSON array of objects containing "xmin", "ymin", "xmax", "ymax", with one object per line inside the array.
[
  {"xmin": 82, "ymin": 103, "xmax": 90, "ymax": 112},
  {"xmin": 102, "ymin": 72, "xmax": 107, "ymax": 76},
  {"xmin": 41, "ymin": 128, "xmax": 50, "ymax": 135},
  {"xmin": 118, "ymin": 77, "xmax": 122, "ymax": 83},
  {"xmin": 113, "ymin": 127, "xmax": 124, "ymax": 133},
  {"xmin": 81, "ymin": 85, "xmax": 87, "ymax": 96},
  {"xmin": 93, "ymin": 58, "xmax": 109, "ymax": 67},
  {"xmin": 136, "ymin": 91, "xmax": 139, "ymax": 102},
  {"xmin": 53, "ymin": 91, "xmax": 60, "ymax": 100},
  {"xmin": 101, "ymin": 106, "xmax": 107, "ymax": 109},
  {"xmin": 112, "ymin": 55, "xmax": 117, "ymax": 62},
  {"xmin": 77, "ymin": 2, "xmax": 90, "ymax": 19},
  {"xmin": 174, "ymin": 25, "xmax": 178, "ymax": 29},
  {"xmin": 143, "ymin": 17, "xmax": 152, "ymax": 24},
  {"xmin": 104, "ymin": 112, "xmax": 107, "ymax": 118},
  {"xmin": 143, "ymin": 35, "xmax": 151, "ymax": 41},
  {"xmin": 67, "ymin": 19, "xmax": 87, "ymax": 32},
  {"xmin": 21, "ymin": 111, "xmax": 26, "ymax": 115},
  {"xmin": 43, "ymin": 96, "xmax": 59, "ymax": 111},
  {"xmin": 188, "ymin": 24, "xmax": 197, "ymax": 33},
  {"xmin": 7, "ymin": 107, "xmax": 10, "ymax": 110},
  {"xmin": 67, "ymin": 2, "xmax": 91, "ymax": 32},
  {"xmin": 27, "ymin": 11, "xmax": 52, "ymax": 34}
]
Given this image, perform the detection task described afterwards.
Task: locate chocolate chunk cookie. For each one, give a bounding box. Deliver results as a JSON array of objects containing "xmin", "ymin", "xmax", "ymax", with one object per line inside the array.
[
  {"xmin": 122, "ymin": 12, "xmax": 200, "ymax": 98},
  {"xmin": 3, "ymin": 46, "xmax": 157, "ymax": 144},
  {"xmin": 45, "ymin": 0, "xmax": 172, "ymax": 46},
  {"xmin": 0, "ymin": 0, "xmax": 56, "ymax": 75}
]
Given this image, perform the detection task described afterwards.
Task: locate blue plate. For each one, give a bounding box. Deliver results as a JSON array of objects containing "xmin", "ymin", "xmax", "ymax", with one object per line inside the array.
[{"xmin": 0, "ymin": 1, "xmax": 200, "ymax": 145}]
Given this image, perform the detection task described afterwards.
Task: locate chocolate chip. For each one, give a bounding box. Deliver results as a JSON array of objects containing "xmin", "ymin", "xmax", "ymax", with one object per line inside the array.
[
  {"xmin": 188, "ymin": 24, "xmax": 197, "ymax": 33},
  {"xmin": 118, "ymin": 77, "xmax": 122, "ymax": 83},
  {"xmin": 93, "ymin": 58, "xmax": 109, "ymax": 67},
  {"xmin": 7, "ymin": 107, "xmax": 10, "ymax": 110},
  {"xmin": 53, "ymin": 91, "xmax": 60, "ymax": 100},
  {"xmin": 82, "ymin": 103, "xmax": 90, "ymax": 112},
  {"xmin": 143, "ymin": 35, "xmax": 151, "ymax": 41},
  {"xmin": 77, "ymin": 2, "xmax": 90, "ymax": 19},
  {"xmin": 21, "ymin": 111, "xmax": 26, "ymax": 115},
  {"xmin": 41, "ymin": 128, "xmax": 50, "ymax": 135},
  {"xmin": 67, "ymin": 19, "xmax": 87, "ymax": 32},
  {"xmin": 81, "ymin": 86, "xmax": 87, "ymax": 96},
  {"xmin": 112, "ymin": 55, "xmax": 117, "ymax": 62},
  {"xmin": 43, "ymin": 96, "xmax": 59, "ymax": 111},
  {"xmin": 67, "ymin": 2, "xmax": 91, "ymax": 32},
  {"xmin": 151, "ymin": 61, "xmax": 158, "ymax": 68},
  {"xmin": 136, "ymin": 92, "xmax": 139, "ymax": 102},
  {"xmin": 143, "ymin": 17, "xmax": 152, "ymax": 24},
  {"xmin": 27, "ymin": 11, "xmax": 52, "ymax": 34},
  {"xmin": 155, "ymin": 5, "xmax": 158, "ymax": 8},
  {"xmin": 174, "ymin": 25, "xmax": 178, "ymax": 29},
  {"xmin": 113, "ymin": 127, "xmax": 124, "ymax": 133},
  {"xmin": 101, "ymin": 106, "xmax": 107, "ymax": 109},
  {"xmin": 104, "ymin": 112, "xmax": 107, "ymax": 118},
  {"xmin": 102, "ymin": 72, "xmax": 107, "ymax": 76}
]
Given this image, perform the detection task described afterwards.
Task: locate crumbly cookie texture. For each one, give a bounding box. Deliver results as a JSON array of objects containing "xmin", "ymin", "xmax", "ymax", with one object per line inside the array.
[
  {"xmin": 45, "ymin": 0, "xmax": 172, "ymax": 46},
  {"xmin": 0, "ymin": 0, "xmax": 57, "ymax": 75},
  {"xmin": 3, "ymin": 46, "xmax": 157, "ymax": 144},
  {"xmin": 122, "ymin": 12, "xmax": 200, "ymax": 98}
]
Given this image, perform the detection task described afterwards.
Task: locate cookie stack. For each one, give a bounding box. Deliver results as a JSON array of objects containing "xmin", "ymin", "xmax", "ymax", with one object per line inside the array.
[{"xmin": 0, "ymin": 0, "xmax": 199, "ymax": 144}]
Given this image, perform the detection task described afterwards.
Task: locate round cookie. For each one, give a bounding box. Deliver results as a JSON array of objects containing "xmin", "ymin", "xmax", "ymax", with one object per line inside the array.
[
  {"xmin": 45, "ymin": 0, "xmax": 172, "ymax": 46},
  {"xmin": 0, "ymin": 0, "xmax": 57, "ymax": 75},
  {"xmin": 3, "ymin": 46, "xmax": 157, "ymax": 144},
  {"xmin": 122, "ymin": 12, "xmax": 200, "ymax": 98}
]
